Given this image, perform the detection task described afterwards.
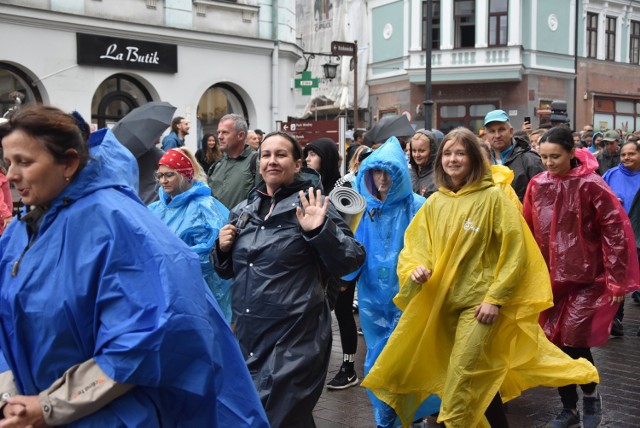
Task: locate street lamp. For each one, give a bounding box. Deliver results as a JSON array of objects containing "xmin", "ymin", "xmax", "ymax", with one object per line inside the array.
[
  {"xmin": 296, "ymin": 41, "xmax": 359, "ymax": 130},
  {"xmin": 297, "ymin": 51, "xmax": 340, "ymax": 80},
  {"xmin": 322, "ymin": 62, "xmax": 338, "ymax": 80}
]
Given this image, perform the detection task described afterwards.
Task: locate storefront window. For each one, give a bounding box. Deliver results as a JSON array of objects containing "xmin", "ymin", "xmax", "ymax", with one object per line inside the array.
[
  {"xmin": 197, "ymin": 83, "xmax": 248, "ymax": 146},
  {"xmin": 440, "ymin": 105, "xmax": 466, "ymax": 118},
  {"xmin": 594, "ymin": 97, "xmax": 640, "ymax": 132},
  {"xmin": 0, "ymin": 63, "xmax": 42, "ymax": 119},
  {"xmin": 438, "ymin": 102, "xmax": 497, "ymax": 134},
  {"xmin": 91, "ymin": 74, "xmax": 152, "ymax": 129}
]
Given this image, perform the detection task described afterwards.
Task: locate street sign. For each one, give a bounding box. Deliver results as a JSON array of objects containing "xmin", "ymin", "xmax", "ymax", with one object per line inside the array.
[
  {"xmin": 294, "ymin": 71, "xmax": 319, "ymax": 96},
  {"xmin": 281, "ymin": 121, "xmax": 337, "ymax": 133},
  {"xmin": 331, "ymin": 41, "xmax": 356, "ymax": 57},
  {"xmin": 278, "ymin": 120, "xmax": 339, "ymax": 146}
]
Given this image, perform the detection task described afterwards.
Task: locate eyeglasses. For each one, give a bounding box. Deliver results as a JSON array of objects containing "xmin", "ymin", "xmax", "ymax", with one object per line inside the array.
[{"xmin": 154, "ymin": 171, "xmax": 177, "ymax": 181}]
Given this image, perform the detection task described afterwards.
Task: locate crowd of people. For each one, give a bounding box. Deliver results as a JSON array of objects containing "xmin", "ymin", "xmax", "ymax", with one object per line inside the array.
[{"xmin": 0, "ymin": 102, "xmax": 638, "ymax": 428}]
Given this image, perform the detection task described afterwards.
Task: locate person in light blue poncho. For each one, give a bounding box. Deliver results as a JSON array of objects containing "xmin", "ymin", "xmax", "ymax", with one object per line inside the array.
[
  {"xmin": 346, "ymin": 137, "xmax": 440, "ymax": 427},
  {"xmin": 0, "ymin": 105, "xmax": 268, "ymax": 428},
  {"xmin": 148, "ymin": 147, "xmax": 232, "ymax": 322}
]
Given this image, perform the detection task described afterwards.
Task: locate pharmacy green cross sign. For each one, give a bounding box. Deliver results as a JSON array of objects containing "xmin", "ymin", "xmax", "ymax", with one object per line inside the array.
[{"xmin": 295, "ymin": 71, "xmax": 318, "ymax": 96}]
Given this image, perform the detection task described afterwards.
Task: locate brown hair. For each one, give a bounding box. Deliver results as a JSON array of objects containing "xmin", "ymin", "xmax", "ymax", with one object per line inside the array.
[
  {"xmin": 0, "ymin": 104, "xmax": 90, "ymax": 174},
  {"xmin": 170, "ymin": 116, "xmax": 184, "ymax": 133},
  {"xmin": 201, "ymin": 133, "xmax": 222, "ymax": 164},
  {"xmin": 260, "ymin": 131, "xmax": 303, "ymax": 162},
  {"xmin": 434, "ymin": 127, "xmax": 488, "ymax": 192}
]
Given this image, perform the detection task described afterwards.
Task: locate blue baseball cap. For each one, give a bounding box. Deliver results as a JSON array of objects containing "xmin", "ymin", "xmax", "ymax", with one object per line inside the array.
[{"xmin": 483, "ymin": 110, "xmax": 510, "ymax": 127}]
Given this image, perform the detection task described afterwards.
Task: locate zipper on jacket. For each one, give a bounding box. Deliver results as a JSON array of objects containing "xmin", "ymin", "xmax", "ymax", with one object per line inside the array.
[{"xmin": 11, "ymin": 230, "xmax": 38, "ymax": 277}]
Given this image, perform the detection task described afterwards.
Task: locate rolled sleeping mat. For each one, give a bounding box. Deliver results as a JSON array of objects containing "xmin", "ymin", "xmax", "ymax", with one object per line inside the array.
[{"xmin": 329, "ymin": 186, "xmax": 366, "ymax": 233}]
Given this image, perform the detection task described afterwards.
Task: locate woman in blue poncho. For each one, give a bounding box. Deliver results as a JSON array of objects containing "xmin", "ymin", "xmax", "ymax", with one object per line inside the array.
[
  {"xmin": 348, "ymin": 137, "xmax": 440, "ymax": 427},
  {"xmin": 0, "ymin": 104, "xmax": 268, "ymax": 427},
  {"xmin": 148, "ymin": 147, "xmax": 232, "ymax": 322}
]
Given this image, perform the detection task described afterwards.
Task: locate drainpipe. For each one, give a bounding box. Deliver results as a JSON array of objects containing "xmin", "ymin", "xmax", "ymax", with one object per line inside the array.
[{"xmin": 271, "ymin": 0, "xmax": 280, "ymax": 130}]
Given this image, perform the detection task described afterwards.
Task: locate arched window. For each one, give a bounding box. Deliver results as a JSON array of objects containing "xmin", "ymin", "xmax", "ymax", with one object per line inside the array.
[
  {"xmin": 91, "ymin": 74, "xmax": 152, "ymax": 128},
  {"xmin": 0, "ymin": 63, "xmax": 42, "ymax": 118},
  {"xmin": 197, "ymin": 83, "xmax": 249, "ymax": 147}
]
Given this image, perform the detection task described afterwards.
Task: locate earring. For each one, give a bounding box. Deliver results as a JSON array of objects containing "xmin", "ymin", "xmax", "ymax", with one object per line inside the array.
[{"xmin": 65, "ymin": 177, "xmax": 70, "ymax": 182}]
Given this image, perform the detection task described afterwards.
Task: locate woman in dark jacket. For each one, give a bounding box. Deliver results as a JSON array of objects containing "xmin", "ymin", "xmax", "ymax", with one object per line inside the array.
[
  {"xmin": 303, "ymin": 137, "xmax": 341, "ymax": 194},
  {"xmin": 212, "ymin": 132, "xmax": 365, "ymax": 428},
  {"xmin": 409, "ymin": 129, "xmax": 438, "ymax": 198}
]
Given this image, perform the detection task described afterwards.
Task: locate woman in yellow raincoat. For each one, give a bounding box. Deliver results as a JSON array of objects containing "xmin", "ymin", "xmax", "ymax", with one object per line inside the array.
[{"xmin": 362, "ymin": 127, "xmax": 599, "ymax": 428}]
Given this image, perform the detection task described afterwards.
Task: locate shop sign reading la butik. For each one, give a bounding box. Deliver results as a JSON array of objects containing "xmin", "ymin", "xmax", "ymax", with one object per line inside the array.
[{"xmin": 76, "ymin": 33, "xmax": 178, "ymax": 74}]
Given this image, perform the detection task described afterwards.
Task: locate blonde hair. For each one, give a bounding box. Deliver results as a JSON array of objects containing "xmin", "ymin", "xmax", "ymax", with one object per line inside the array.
[
  {"xmin": 175, "ymin": 147, "xmax": 207, "ymax": 183},
  {"xmin": 349, "ymin": 145, "xmax": 369, "ymax": 173}
]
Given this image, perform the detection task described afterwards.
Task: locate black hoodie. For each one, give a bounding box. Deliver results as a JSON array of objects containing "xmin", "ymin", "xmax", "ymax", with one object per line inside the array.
[{"xmin": 303, "ymin": 138, "xmax": 341, "ymax": 194}]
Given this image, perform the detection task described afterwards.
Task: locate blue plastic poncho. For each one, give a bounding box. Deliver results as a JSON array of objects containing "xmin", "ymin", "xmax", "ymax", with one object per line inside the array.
[
  {"xmin": 0, "ymin": 129, "xmax": 268, "ymax": 427},
  {"xmin": 350, "ymin": 138, "xmax": 439, "ymax": 427},
  {"xmin": 602, "ymin": 163, "xmax": 640, "ymax": 213},
  {"xmin": 149, "ymin": 180, "xmax": 233, "ymax": 322}
]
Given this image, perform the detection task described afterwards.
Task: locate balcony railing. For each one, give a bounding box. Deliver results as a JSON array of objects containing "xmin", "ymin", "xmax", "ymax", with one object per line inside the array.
[{"xmin": 409, "ymin": 45, "xmax": 521, "ymax": 69}]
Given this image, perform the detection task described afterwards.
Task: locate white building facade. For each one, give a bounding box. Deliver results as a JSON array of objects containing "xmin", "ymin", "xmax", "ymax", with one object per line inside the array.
[{"xmin": 0, "ymin": 0, "xmax": 302, "ymax": 150}]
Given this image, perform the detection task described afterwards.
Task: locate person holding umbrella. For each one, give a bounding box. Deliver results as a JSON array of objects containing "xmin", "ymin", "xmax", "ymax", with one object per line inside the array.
[{"xmin": 148, "ymin": 147, "xmax": 232, "ymax": 322}]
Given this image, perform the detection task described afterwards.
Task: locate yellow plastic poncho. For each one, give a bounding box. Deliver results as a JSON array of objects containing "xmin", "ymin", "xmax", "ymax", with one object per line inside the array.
[
  {"xmin": 361, "ymin": 174, "xmax": 599, "ymax": 428},
  {"xmin": 490, "ymin": 164, "xmax": 522, "ymax": 212}
]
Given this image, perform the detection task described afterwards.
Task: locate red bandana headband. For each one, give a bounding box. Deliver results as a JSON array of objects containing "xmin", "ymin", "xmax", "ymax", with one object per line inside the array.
[{"xmin": 158, "ymin": 149, "xmax": 194, "ymax": 182}]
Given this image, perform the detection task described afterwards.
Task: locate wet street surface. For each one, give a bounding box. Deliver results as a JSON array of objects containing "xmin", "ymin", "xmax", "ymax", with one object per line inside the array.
[{"xmin": 315, "ymin": 298, "xmax": 640, "ymax": 427}]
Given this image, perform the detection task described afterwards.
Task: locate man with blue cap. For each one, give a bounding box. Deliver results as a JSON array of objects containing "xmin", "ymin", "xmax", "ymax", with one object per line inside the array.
[{"xmin": 484, "ymin": 109, "xmax": 544, "ymax": 200}]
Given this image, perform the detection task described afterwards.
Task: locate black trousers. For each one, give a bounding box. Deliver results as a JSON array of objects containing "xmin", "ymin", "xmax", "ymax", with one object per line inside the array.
[
  {"xmin": 333, "ymin": 279, "xmax": 357, "ymax": 355},
  {"xmin": 558, "ymin": 346, "xmax": 597, "ymax": 409},
  {"xmin": 485, "ymin": 392, "xmax": 509, "ymax": 428}
]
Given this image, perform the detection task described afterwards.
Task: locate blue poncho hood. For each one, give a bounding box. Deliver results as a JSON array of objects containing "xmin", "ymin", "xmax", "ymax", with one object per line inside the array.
[
  {"xmin": 149, "ymin": 181, "xmax": 233, "ymax": 322},
  {"xmin": 356, "ymin": 137, "xmax": 417, "ymax": 211},
  {"xmin": 350, "ymin": 138, "xmax": 436, "ymax": 426}
]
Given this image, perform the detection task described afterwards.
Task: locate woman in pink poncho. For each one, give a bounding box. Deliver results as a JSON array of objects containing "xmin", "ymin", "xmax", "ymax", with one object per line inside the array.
[{"xmin": 523, "ymin": 126, "xmax": 640, "ymax": 428}]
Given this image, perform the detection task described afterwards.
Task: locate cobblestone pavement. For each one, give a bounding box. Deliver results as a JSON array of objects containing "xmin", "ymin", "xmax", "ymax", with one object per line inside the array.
[{"xmin": 314, "ymin": 298, "xmax": 640, "ymax": 427}]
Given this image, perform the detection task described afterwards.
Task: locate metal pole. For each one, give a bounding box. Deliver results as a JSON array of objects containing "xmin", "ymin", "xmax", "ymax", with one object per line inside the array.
[
  {"xmin": 353, "ymin": 40, "xmax": 359, "ymax": 132},
  {"xmin": 424, "ymin": 0, "xmax": 433, "ymax": 130}
]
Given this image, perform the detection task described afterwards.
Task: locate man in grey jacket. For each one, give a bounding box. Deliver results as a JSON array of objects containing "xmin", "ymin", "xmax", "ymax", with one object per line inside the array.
[{"xmin": 484, "ymin": 109, "xmax": 545, "ymax": 201}]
